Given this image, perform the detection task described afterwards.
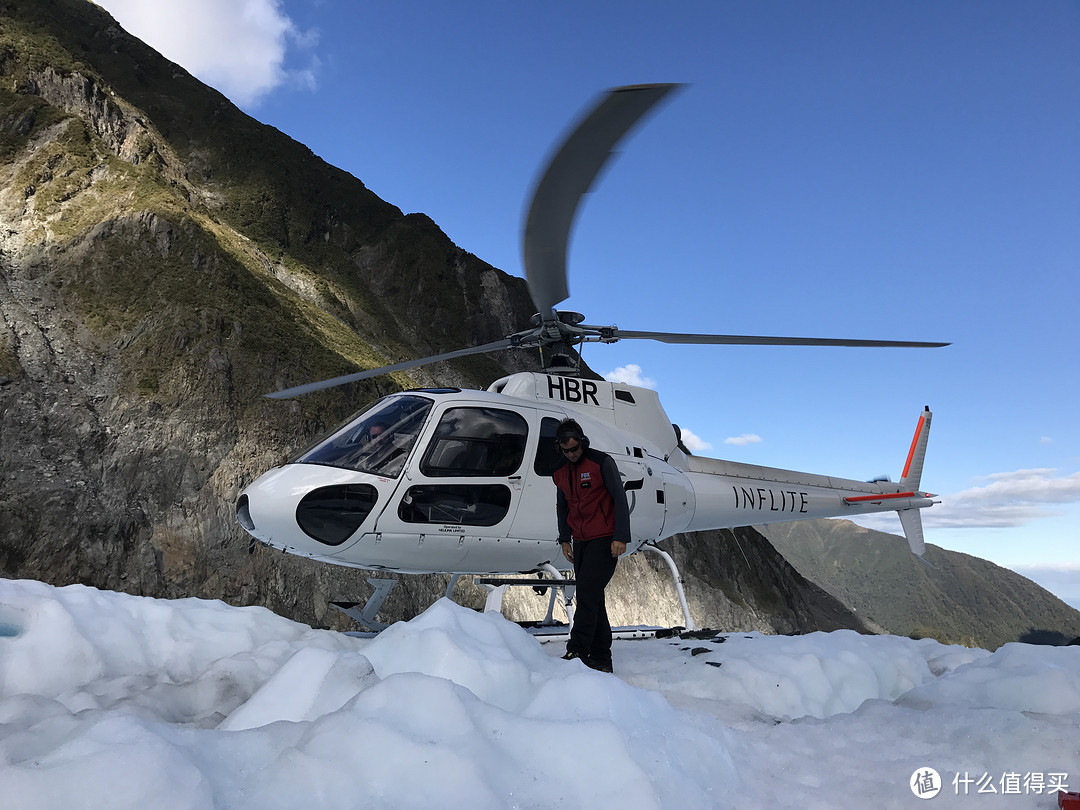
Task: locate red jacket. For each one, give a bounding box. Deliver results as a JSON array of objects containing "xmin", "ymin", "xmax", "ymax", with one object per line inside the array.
[{"xmin": 553, "ymin": 448, "xmax": 629, "ymax": 543}]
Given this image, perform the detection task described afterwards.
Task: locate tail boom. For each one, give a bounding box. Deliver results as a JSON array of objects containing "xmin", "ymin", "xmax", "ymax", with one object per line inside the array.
[
  {"xmin": 669, "ymin": 407, "xmax": 937, "ymax": 556},
  {"xmin": 676, "ymin": 461, "xmax": 934, "ymax": 535}
]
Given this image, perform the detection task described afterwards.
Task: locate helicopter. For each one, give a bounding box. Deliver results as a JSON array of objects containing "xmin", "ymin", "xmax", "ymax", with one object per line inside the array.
[{"xmin": 236, "ymin": 84, "xmax": 947, "ymax": 629}]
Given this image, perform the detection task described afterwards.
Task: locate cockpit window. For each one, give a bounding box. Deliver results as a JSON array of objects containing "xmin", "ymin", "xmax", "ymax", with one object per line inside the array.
[
  {"xmin": 420, "ymin": 407, "xmax": 528, "ymax": 477},
  {"xmin": 293, "ymin": 395, "xmax": 433, "ymax": 478}
]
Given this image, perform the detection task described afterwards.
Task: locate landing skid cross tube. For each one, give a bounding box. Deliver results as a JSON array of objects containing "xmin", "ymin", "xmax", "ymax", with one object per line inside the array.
[{"xmin": 476, "ymin": 563, "xmax": 576, "ymax": 627}]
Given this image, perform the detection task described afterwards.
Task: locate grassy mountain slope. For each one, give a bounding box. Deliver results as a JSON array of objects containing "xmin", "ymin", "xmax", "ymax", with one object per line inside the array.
[
  {"xmin": 759, "ymin": 518, "xmax": 1080, "ymax": 649},
  {"xmin": 1, "ymin": 0, "xmax": 533, "ymax": 395}
]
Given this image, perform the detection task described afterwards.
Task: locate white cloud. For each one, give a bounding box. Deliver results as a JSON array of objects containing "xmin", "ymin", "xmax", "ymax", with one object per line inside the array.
[
  {"xmin": 923, "ymin": 468, "xmax": 1080, "ymax": 529},
  {"xmin": 1010, "ymin": 563, "xmax": 1080, "ymax": 611},
  {"xmin": 850, "ymin": 469, "xmax": 1080, "ymax": 535},
  {"xmin": 1012, "ymin": 561, "xmax": 1080, "ymax": 578},
  {"xmin": 95, "ymin": 0, "xmax": 318, "ymax": 107},
  {"xmin": 724, "ymin": 434, "xmax": 762, "ymax": 447},
  {"xmin": 603, "ymin": 364, "xmax": 656, "ymax": 389},
  {"xmin": 1040, "ymin": 436, "xmax": 1053, "ymax": 445},
  {"xmin": 677, "ymin": 427, "xmax": 712, "ymax": 453}
]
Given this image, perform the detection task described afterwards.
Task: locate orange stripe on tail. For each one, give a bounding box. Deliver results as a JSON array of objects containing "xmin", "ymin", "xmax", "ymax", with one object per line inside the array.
[
  {"xmin": 845, "ymin": 491, "xmax": 918, "ymax": 504},
  {"xmin": 901, "ymin": 416, "xmax": 926, "ymax": 481}
]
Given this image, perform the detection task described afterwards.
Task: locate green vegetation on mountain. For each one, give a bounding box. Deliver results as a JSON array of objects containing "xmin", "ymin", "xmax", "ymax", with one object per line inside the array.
[{"xmin": 759, "ymin": 519, "xmax": 1080, "ymax": 649}]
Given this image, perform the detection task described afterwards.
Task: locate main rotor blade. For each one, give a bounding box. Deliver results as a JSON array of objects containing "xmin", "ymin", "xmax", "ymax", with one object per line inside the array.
[
  {"xmin": 523, "ymin": 83, "xmax": 683, "ymax": 319},
  {"xmin": 607, "ymin": 329, "xmax": 950, "ymax": 348},
  {"xmin": 264, "ymin": 338, "xmax": 517, "ymax": 399}
]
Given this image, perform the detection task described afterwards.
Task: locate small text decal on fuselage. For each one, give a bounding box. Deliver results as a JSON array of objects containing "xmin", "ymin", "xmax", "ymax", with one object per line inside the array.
[
  {"xmin": 546, "ymin": 375, "xmax": 600, "ymax": 405},
  {"xmin": 733, "ymin": 486, "xmax": 809, "ymax": 513}
]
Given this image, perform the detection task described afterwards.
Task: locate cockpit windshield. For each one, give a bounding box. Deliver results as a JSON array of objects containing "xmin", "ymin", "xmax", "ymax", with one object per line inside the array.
[{"xmin": 292, "ymin": 395, "xmax": 433, "ymax": 478}]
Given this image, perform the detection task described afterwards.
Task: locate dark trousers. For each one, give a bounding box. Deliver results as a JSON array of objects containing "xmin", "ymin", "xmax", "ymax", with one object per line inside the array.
[{"xmin": 569, "ymin": 537, "xmax": 618, "ymax": 665}]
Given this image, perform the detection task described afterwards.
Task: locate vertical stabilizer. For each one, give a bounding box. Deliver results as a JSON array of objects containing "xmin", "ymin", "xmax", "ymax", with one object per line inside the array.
[
  {"xmin": 897, "ymin": 508, "xmax": 926, "ymax": 557},
  {"xmin": 900, "ymin": 407, "xmax": 933, "ymax": 490}
]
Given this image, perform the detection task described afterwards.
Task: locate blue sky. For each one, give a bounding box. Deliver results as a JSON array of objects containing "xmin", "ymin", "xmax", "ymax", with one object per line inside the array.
[{"xmin": 95, "ymin": 0, "xmax": 1079, "ymax": 607}]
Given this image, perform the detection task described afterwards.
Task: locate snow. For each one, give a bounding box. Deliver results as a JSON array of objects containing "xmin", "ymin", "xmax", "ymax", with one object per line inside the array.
[{"xmin": 1, "ymin": 579, "xmax": 1077, "ymax": 809}]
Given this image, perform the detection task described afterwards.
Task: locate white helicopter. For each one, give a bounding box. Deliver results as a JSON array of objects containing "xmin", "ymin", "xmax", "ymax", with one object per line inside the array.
[{"xmin": 236, "ymin": 84, "xmax": 947, "ymax": 630}]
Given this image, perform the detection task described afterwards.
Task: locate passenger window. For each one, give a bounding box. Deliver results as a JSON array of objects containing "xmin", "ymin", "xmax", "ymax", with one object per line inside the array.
[
  {"xmin": 420, "ymin": 407, "xmax": 528, "ymax": 477},
  {"xmin": 397, "ymin": 484, "xmax": 512, "ymax": 526}
]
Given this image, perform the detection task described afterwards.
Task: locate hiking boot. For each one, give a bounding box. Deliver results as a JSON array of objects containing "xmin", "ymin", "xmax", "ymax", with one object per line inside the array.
[
  {"xmin": 561, "ymin": 650, "xmax": 586, "ymax": 662},
  {"xmin": 585, "ymin": 658, "xmax": 613, "ymax": 673}
]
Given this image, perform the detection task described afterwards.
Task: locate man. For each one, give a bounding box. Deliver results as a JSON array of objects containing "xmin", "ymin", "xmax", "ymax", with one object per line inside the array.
[{"xmin": 551, "ymin": 417, "xmax": 630, "ymax": 673}]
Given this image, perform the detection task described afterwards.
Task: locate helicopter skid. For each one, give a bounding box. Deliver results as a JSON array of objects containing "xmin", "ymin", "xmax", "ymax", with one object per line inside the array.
[
  {"xmin": 341, "ymin": 623, "xmax": 668, "ymax": 641},
  {"xmin": 330, "ymin": 576, "xmax": 398, "ymax": 631}
]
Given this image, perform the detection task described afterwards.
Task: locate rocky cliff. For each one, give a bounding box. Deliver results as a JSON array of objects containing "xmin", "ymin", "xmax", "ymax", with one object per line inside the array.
[
  {"xmin": 0, "ymin": 0, "xmax": 531, "ymax": 621},
  {"xmin": 0, "ymin": 0, "xmax": 865, "ymax": 634}
]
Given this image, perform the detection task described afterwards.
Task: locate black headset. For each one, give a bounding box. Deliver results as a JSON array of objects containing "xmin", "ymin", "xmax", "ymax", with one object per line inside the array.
[
  {"xmin": 555, "ymin": 418, "xmax": 589, "ymax": 450},
  {"xmin": 555, "ymin": 432, "xmax": 590, "ymax": 450}
]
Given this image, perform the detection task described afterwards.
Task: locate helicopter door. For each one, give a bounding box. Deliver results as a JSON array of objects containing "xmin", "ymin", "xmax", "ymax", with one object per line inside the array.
[
  {"xmin": 507, "ymin": 415, "xmax": 562, "ymax": 548},
  {"xmin": 371, "ymin": 405, "xmax": 531, "ymax": 571},
  {"xmin": 510, "ymin": 416, "xmax": 668, "ymax": 557}
]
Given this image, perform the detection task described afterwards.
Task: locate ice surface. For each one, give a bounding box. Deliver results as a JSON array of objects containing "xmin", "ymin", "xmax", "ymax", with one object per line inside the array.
[{"xmin": 1, "ymin": 579, "xmax": 1077, "ymax": 808}]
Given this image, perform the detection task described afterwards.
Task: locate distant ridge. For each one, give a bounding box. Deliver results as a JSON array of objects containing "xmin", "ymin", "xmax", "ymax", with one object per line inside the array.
[{"xmin": 759, "ymin": 518, "xmax": 1080, "ymax": 649}]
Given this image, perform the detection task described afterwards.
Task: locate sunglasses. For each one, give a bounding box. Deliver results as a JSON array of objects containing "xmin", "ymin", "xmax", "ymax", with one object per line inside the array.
[{"xmin": 559, "ymin": 441, "xmax": 583, "ymax": 455}]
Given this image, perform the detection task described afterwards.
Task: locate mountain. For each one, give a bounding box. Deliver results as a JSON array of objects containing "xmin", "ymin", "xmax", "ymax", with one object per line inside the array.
[
  {"xmin": 0, "ymin": 0, "xmax": 870, "ymax": 635},
  {"xmin": 0, "ymin": 0, "xmax": 534, "ymax": 618},
  {"xmin": 759, "ymin": 518, "xmax": 1080, "ymax": 649}
]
